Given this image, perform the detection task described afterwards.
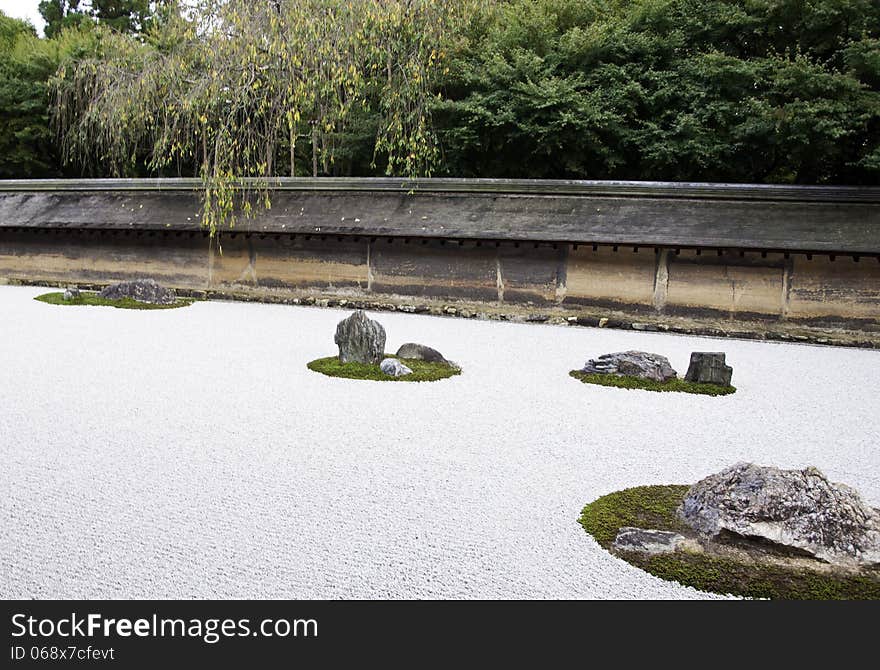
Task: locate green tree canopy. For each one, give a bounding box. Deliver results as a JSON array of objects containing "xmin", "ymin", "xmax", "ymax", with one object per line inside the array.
[
  {"xmin": 0, "ymin": 12, "xmax": 99, "ymax": 177},
  {"xmin": 3, "ymin": 0, "xmax": 877, "ymax": 187},
  {"xmin": 40, "ymin": 0, "xmax": 153, "ymax": 38},
  {"xmin": 434, "ymin": 0, "xmax": 880, "ymax": 184}
]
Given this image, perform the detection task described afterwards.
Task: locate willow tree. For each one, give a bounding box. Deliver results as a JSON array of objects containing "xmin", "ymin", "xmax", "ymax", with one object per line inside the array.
[{"xmin": 52, "ymin": 0, "xmax": 485, "ymax": 234}]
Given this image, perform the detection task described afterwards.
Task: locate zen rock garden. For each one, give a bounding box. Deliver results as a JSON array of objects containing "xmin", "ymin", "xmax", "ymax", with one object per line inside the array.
[
  {"xmin": 36, "ymin": 278, "xmax": 190, "ymax": 310},
  {"xmin": 6, "ymin": 282, "xmax": 880, "ymax": 599},
  {"xmin": 570, "ymin": 350, "xmax": 736, "ymax": 396},
  {"xmin": 581, "ymin": 463, "xmax": 880, "ymax": 599},
  {"xmin": 307, "ymin": 310, "xmax": 461, "ymax": 382}
]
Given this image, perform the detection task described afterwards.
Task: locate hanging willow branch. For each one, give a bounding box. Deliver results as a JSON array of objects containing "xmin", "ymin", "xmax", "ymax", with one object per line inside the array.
[{"xmin": 51, "ymin": 0, "xmax": 487, "ymax": 235}]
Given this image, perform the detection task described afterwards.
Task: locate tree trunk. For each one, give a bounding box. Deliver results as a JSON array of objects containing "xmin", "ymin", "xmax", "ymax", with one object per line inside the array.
[
  {"xmin": 290, "ymin": 123, "xmax": 296, "ymax": 177},
  {"xmin": 312, "ymin": 125, "xmax": 318, "ymax": 177}
]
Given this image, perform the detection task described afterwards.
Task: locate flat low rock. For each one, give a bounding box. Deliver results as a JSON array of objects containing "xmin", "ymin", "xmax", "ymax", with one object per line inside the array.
[
  {"xmin": 678, "ymin": 462, "xmax": 880, "ymax": 568},
  {"xmin": 334, "ymin": 310, "xmax": 386, "ymax": 364},
  {"xmin": 395, "ymin": 343, "xmax": 449, "ymax": 364},
  {"xmin": 611, "ymin": 527, "xmax": 686, "ymax": 555},
  {"xmin": 380, "ymin": 358, "xmax": 412, "ymax": 377},
  {"xmin": 99, "ymin": 279, "xmax": 176, "ymax": 305},
  {"xmin": 582, "ymin": 350, "xmax": 677, "ymax": 382},
  {"xmin": 685, "ymin": 352, "xmax": 733, "ymax": 386}
]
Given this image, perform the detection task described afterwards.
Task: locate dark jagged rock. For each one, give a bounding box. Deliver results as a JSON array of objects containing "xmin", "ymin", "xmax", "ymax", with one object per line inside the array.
[
  {"xmin": 678, "ymin": 463, "xmax": 880, "ymax": 568},
  {"xmin": 685, "ymin": 352, "xmax": 733, "ymax": 386},
  {"xmin": 581, "ymin": 351, "xmax": 677, "ymax": 382},
  {"xmin": 395, "ymin": 343, "xmax": 449, "ymax": 365},
  {"xmin": 99, "ymin": 279, "xmax": 176, "ymax": 305},
  {"xmin": 334, "ymin": 310, "xmax": 386, "ymax": 364}
]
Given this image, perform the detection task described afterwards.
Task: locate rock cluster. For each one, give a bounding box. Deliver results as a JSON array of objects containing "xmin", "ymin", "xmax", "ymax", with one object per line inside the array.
[
  {"xmin": 582, "ymin": 351, "xmax": 677, "ymax": 382},
  {"xmin": 678, "ymin": 462, "xmax": 880, "ymax": 568},
  {"xmin": 99, "ymin": 279, "xmax": 176, "ymax": 305},
  {"xmin": 685, "ymin": 352, "xmax": 733, "ymax": 386},
  {"xmin": 334, "ymin": 310, "xmax": 386, "ymax": 364},
  {"xmin": 62, "ymin": 287, "xmax": 80, "ymax": 301},
  {"xmin": 380, "ymin": 358, "xmax": 412, "ymax": 377},
  {"xmin": 331, "ymin": 312, "xmax": 456, "ymax": 378}
]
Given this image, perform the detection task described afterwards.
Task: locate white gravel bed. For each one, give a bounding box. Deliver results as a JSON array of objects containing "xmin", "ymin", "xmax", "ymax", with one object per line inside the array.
[{"xmin": 1, "ymin": 285, "xmax": 878, "ymax": 599}]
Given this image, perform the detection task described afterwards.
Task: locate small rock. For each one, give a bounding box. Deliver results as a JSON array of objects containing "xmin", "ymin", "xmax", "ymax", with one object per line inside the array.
[
  {"xmin": 684, "ymin": 352, "xmax": 733, "ymax": 386},
  {"xmin": 380, "ymin": 358, "xmax": 412, "ymax": 377},
  {"xmin": 611, "ymin": 527, "xmax": 686, "ymax": 555},
  {"xmin": 99, "ymin": 279, "xmax": 176, "ymax": 305},
  {"xmin": 335, "ymin": 310, "xmax": 386, "ymax": 364},
  {"xmin": 62, "ymin": 287, "xmax": 81, "ymax": 301},
  {"xmin": 396, "ymin": 343, "xmax": 449, "ymax": 364},
  {"xmin": 582, "ymin": 351, "xmax": 677, "ymax": 382}
]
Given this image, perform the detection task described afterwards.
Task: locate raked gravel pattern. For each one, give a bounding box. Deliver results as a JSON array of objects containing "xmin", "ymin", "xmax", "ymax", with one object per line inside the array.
[{"xmin": 1, "ymin": 285, "xmax": 878, "ymax": 599}]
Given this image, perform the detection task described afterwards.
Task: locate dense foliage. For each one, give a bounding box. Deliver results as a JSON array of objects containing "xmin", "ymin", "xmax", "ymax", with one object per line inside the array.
[
  {"xmin": 0, "ymin": 13, "xmax": 99, "ymax": 177},
  {"xmin": 1, "ymin": 0, "xmax": 878, "ymax": 188},
  {"xmin": 436, "ymin": 0, "xmax": 880, "ymax": 183}
]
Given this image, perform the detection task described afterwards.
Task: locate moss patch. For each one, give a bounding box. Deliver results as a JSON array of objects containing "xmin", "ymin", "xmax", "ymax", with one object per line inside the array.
[
  {"xmin": 569, "ymin": 370, "xmax": 735, "ymax": 396},
  {"xmin": 35, "ymin": 291, "xmax": 192, "ymax": 310},
  {"xmin": 307, "ymin": 355, "xmax": 461, "ymax": 382},
  {"xmin": 579, "ymin": 485, "xmax": 880, "ymax": 600}
]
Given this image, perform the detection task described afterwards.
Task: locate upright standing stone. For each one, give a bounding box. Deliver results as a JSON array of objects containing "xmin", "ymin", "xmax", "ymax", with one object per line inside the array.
[
  {"xmin": 334, "ymin": 310, "xmax": 386, "ymax": 364},
  {"xmin": 685, "ymin": 352, "xmax": 733, "ymax": 386}
]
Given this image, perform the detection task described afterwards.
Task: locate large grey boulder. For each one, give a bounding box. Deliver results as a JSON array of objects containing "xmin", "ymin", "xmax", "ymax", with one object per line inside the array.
[
  {"xmin": 611, "ymin": 527, "xmax": 687, "ymax": 555},
  {"xmin": 395, "ymin": 343, "xmax": 449, "ymax": 365},
  {"xmin": 685, "ymin": 352, "xmax": 733, "ymax": 386},
  {"xmin": 678, "ymin": 462, "xmax": 880, "ymax": 568},
  {"xmin": 99, "ymin": 279, "xmax": 176, "ymax": 305},
  {"xmin": 62, "ymin": 287, "xmax": 80, "ymax": 301},
  {"xmin": 380, "ymin": 358, "xmax": 412, "ymax": 377},
  {"xmin": 334, "ymin": 310, "xmax": 386, "ymax": 364},
  {"xmin": 582, "ymin": 351, "xmax": 677, "ymax": 382}
]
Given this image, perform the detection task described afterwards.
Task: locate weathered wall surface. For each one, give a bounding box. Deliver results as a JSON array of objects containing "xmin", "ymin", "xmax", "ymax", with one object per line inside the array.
[{"xmin": 1, "ymin": 178, "xmax": 879, "ymax": 343}]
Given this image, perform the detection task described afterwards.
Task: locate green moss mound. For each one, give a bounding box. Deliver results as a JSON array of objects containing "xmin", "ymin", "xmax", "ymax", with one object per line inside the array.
[
  {"xmin": 35, "ymin": 291, "xmax": 192, "ymax": 310},
  {"xmin": 307, "ymin": 355, "xmax": 461, "ymax": 382},
  {"xmin": 579, "ymin": 485, "xmax": 880, "ymax": 600},
  {"xmin": 569, "ymin": 370, "xmax": 735, "ymax": 396}
]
